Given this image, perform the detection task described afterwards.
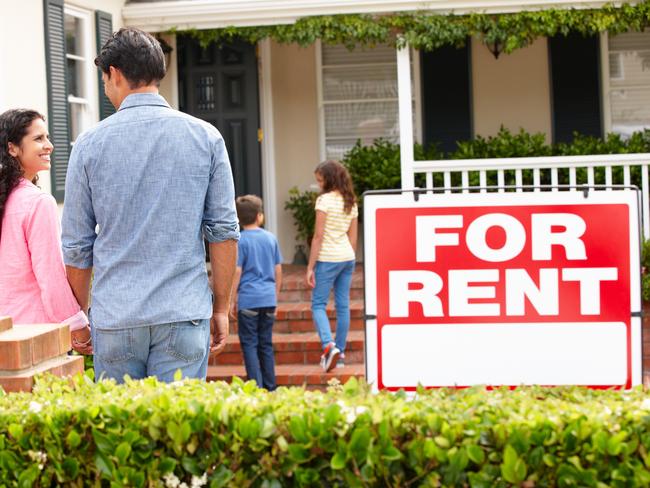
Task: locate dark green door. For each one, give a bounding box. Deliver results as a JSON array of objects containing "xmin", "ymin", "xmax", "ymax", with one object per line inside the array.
[{"xmin": 177, "ymin": 36, "xmax": 262, "ymax": 197}]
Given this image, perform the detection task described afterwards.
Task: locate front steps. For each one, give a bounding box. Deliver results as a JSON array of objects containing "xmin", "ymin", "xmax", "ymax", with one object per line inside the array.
[{"xmin": 207, "ymin": 265, "xmax": 366, "ymax": 389}]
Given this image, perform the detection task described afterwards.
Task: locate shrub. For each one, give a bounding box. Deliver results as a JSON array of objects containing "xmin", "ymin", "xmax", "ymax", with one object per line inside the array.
[
  {"xmin": 284, "ymin": 129, "xmax": 650, "ymax": 253},
  {"xmin": 3, "ymin": 375, "xmax": 650, "ymax": 486},
  {"xmin": 284, "ymin": 187, "xmax": 318, "ymax": 247}
]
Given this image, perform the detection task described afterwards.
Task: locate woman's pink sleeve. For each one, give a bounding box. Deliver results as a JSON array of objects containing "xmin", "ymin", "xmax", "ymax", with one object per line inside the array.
[{"xmin": 26, "ymin": 195, "xmax": 88, "ymax": 331}]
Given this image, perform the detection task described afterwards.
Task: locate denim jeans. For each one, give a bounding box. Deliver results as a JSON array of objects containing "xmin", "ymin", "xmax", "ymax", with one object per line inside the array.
[
  {"xmin": 237, "ymin": 307, "xmax": 276, "ymax": 391},
  {"xmin": 311, "ymin": 260, "xmax": 355, "ymax": 353},
  {"xmin": 92, "ymin": 319, "xmax": 210, "ymax": 384}
]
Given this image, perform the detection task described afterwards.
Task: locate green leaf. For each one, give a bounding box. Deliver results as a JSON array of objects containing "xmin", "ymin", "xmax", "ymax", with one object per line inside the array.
[
  {"xmin": 289, "ymin": 416, "xmax": 307, "ymax": 443},
  {"xmin": 467, "ymin": 445, "xmax": 485, "ymax": 465},
  {"xmin": 63, "ymin": 457, "xmax": 80, "ymax": 478},
  {"xmin": 382, "ymin": 445, "xmax": 402, "ymax": 461},
  {"xmin": 66, "ymin": 430, "xmax": 82, "ymax": 449},
  {"xmin": 434, "ymin": 435, "xmax": 450, "ymax": 448},
  {"xmin": 173, "ymin": 369, "xmax": 183, "ymax": 382},
  {"xmin": 159, "ymin": 457, "xmax": 177, "ymax": 474},
  {"xmin": 182, "ymin": 455, "xmax": 202, "ymax": 475},
  {"xmin": 501, "ymin": 445, "xmax": 527, "ymax": 484},
  {"xmin": 115, "ymin": 442, "xmax": 131, "ymax": 464},
  {"xmin": 331, "ymin": 451, "xmax": 347, "ymax": 470}
]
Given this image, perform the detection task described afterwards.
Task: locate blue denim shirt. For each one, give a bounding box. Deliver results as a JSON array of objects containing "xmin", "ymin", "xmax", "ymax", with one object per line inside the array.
[{"xmin": 62, "ymin": 93, "xmax": 239, "ymax": 329}]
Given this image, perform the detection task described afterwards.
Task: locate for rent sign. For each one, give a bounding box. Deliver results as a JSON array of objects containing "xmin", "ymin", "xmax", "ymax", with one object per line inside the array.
[{"xmin": 363, "ymin": 191, "xmax": 642, "ymax": 391}]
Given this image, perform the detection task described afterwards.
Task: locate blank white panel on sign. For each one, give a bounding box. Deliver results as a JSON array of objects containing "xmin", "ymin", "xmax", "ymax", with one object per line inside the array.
[{"xmin": 381, "ymin": 322, "xmax": 627, "ymax": 387}]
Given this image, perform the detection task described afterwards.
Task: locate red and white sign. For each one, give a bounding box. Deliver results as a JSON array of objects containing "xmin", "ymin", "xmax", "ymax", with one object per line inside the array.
[{"xmin": 363, "ymin": 191, "xmax": 642, "ymax": 391}]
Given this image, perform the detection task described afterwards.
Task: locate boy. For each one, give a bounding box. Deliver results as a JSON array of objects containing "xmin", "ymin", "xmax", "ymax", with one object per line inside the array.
[{"xmin": 232, "ymin": 195, "xmax": 282, "ymax": 390}]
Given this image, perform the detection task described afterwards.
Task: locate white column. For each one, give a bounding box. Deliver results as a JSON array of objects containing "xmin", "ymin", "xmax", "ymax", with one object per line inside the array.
[
  {"xmin": 397, "ymin": 43, "xmax": 415, "ymax": 190},
  {"xmin": 258, "ymin": 38, "xmax": 278, "ymax": 236}
]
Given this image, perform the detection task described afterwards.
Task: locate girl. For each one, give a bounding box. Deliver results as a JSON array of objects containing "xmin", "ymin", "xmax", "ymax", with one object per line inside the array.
[
  {"xmin": 0, "ymin": 109, "xmax": 90, "ymax": 353},
  {"xmin": 306, "ymin": 160, "xmax": 358, "ymax": 372}
]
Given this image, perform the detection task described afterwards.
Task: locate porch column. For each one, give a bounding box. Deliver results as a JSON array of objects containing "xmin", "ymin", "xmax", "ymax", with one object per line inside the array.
[{"xmin": 397, "ymin": 43, "xmax": 415, "ymax": 190}]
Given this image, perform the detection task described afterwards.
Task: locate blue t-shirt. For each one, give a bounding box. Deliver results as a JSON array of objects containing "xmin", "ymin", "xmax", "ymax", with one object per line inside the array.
[{"xmin": 237, "ymin": 228, "xmax": 283, "ymax": 309}]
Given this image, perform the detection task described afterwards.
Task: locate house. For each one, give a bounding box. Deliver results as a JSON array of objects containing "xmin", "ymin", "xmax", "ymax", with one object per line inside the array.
[{"xmin": 1, "ymin": 0, "xmax": 649, "ymax": 261}]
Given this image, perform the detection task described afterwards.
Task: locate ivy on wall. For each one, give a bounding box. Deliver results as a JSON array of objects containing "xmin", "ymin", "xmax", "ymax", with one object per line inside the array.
[{"xmin": 171, "ymin": 0, "xmax": 650, "ymax": 53}]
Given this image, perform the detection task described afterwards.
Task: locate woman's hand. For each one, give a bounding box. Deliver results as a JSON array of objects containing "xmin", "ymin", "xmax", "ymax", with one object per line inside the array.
[
  {"xmin": 71, "ymin": 324, "xmax": 93, "ymax": 355},
  {"xmin": 306, "ymin": 268, "xmax": 316, "ymax": 288}
]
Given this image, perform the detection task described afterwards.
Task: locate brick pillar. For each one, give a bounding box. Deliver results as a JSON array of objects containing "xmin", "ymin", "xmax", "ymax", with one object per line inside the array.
[{"xmin": 0, "ymin": 317, "xmax": 84, "ymax": 392}]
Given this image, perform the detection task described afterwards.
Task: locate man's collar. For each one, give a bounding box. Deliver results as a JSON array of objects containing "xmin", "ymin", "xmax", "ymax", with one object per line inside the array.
[{"xmin": 118, "ymin": 93, "xmax": 171, "ymax": 111}]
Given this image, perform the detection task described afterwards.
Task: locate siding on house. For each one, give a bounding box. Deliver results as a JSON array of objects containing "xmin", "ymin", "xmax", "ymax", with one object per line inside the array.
[
  {"xmin": 270, "ymin": 41, "xmax": 321, "ymax": 262},
  {"xmin": 0, "ymin": 0, "xmax": 50, "ymax": 192},
  {"xmin": 471, "ymin": 37, "xmax": 552, "ymax": 141},
  {"xmin": 0, "ymin": 0, "xmax": 125, "ymax": 199}
]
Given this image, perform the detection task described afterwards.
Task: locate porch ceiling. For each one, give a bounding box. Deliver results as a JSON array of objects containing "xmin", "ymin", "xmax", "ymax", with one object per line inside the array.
[{"xmin": 123, "ymin": 0, "xmax": 622, "ymax": 32}]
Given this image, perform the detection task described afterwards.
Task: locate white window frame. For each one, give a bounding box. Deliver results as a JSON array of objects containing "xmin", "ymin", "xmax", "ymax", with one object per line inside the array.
[
  {"xmin": 64, "ymin": 5, "xmax": 98, "ymax": 144},
  {"xmin": 600, "ymin": 29, "xmax": 650, "ymax": 136},
  {"xmin": 316, "ymin": 40, "xmax": 422, "ymax": 161}
]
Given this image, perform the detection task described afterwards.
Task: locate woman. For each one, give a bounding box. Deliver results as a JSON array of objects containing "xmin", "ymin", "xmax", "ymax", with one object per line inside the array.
[
  {"xmin": 0, "ymin": 109, "xmax": 91, "ymax": 353},
  {"xmin": 306, "ymin": 160, "xmax": 358, "ymax": 372}
]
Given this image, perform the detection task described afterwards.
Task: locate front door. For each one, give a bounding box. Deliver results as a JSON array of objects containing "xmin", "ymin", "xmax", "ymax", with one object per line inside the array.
[{"xmin": 177, "ymin": 36, "xmax": 262, "ymax": 197}]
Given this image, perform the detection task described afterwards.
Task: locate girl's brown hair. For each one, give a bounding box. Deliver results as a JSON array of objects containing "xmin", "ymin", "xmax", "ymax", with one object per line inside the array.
[{"xmin": 315, "ymin": 160, "xmax": 356, "ymax": 214}]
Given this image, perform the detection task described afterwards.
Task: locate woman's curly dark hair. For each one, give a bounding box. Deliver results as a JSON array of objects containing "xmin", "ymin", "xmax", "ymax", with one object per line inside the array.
[
  {"xmin": 315, "ymin": 160, "xmax": 357, "ymax": 214},
  {"xmin": 0, "ymin": 109, "xmax": 44, "ymax": 238}
]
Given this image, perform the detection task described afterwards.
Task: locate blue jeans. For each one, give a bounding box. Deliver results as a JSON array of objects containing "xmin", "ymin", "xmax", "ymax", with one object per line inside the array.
[
  {"xmin": 92, "ymin": 319, "xmax": 210, "ymax": 383},
  {"xmin": 311, "ymin": 260, "xmax": 355, "ymax": 353},
  {"xmin": 237, "ymin": 307, "xmax": 276, "ymax": 391}
]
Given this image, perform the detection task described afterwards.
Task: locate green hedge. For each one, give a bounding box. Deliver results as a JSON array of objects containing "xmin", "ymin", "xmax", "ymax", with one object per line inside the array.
[{"xmin": 3, "ymin": 375, "xmax": 650, "ymax": 486}]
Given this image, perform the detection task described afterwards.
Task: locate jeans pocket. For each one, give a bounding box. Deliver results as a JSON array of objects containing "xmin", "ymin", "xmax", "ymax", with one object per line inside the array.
[
  {"xmin": 95, "ymin": 329, "xmax": 134, "ymax": 364},
  {"xmin": 240, "ymin": 309, "xmax": 259, "ymax": 318},
  {"xmin": 166, "ymin": 321, "xmax": 209, "ymax": 363}
]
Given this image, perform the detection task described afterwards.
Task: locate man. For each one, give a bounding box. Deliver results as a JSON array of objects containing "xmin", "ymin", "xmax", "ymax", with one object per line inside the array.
[{"xmin": 62, "ymin": 28, "xmax": 239, "ymax": 383}]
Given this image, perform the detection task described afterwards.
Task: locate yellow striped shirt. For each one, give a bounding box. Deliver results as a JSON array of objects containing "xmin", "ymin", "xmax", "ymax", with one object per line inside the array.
[{"xmin": 315, "ymin": 191, "xmax": 358, "ymax": 262}]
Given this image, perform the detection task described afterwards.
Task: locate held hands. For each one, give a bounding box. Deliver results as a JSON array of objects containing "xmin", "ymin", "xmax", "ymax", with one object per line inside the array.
[
  {"xmin": 71, "ymin": 324, "xmax": 93, "ymax": 355},
  {"xmin": 210, "ymin": 312, "xmax": 229, "ymax": 355}
]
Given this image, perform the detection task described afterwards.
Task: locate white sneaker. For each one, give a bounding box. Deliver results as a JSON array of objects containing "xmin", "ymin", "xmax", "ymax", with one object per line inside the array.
[
  {"xmin": 324, "ymin": 346, "xmax": 341, "ymax": 372},
  {"xmin": 320, "ymin": 342, "xmax": 335, "ymax": 370}
]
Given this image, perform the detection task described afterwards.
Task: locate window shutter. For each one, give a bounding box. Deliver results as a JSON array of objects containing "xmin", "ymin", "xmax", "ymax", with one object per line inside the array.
[
  {"xmin": 95, "ymin": 10, "xmax": 115, "ymax": 120},
  {"xmin": 549, "ymin": 33, "xmax": 603, "ymax": 143},
  {"xmin": 43, "ymin": 0, "xmax": 70, "ymax": 201},
  {"xmin": 421, "ymin": 43, "xmax": 473, "ymax": 154}
]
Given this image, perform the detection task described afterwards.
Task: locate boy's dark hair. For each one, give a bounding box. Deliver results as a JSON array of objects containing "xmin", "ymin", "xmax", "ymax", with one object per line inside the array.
[
  {"xmin": 236, "ymin": 195, "xmax": 264, "ymax": 226},
  {"xmin": 94, "ymin": 28, "xmax": 166, "ymax": 88}
]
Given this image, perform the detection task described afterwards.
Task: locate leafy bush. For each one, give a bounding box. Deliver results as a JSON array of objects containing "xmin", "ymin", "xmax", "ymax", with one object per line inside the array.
[
  {"xmin": 342, "ymin": 139, "xmax": 441, "ymax": 199},
  {"xmin": 285, "ymin": 129, "xmax": 650, "ymax": 252},
  {"xmin": 3, "ymin": 375, "xmax": 650, "ymax": 486},
  {"xmin": 284, "ymin": 187, "xmax": 318, "ymax": 246}
]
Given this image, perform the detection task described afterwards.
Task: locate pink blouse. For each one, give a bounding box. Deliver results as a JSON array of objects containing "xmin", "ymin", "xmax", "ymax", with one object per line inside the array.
[{"xmin": 0, "ymin": 179, "xmax": 87, "ymax": 330}]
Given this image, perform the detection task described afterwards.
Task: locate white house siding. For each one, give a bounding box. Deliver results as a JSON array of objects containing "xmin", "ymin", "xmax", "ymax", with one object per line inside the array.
[
  {"xmin": 0, "ymin": 0, "xmax": 50, "ymax": 192},
  {"xmin": 0, "ymin": 0, "xmax": 126, "ymax": 198},
  {"xmin": 270, "ymin": 41, "xmax": 321, "ymax": 262},
  {"xmin": 471, "ymin": 37, "xmax": 552, "ymax": 141}
]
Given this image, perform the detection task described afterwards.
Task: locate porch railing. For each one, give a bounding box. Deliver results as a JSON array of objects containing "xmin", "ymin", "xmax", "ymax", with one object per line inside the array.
[{"xmin": 409, "ymin": 153, "xmax": 650, "ymax": 239}]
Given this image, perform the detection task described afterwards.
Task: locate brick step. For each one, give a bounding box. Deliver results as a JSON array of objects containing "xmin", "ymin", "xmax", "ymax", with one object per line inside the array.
[
  {"xmin": 278, "ymin": 287, "xmax": 363, "ymax": 302},
  {"xmin": 0, "ymin": 354, "xmax": 84, "ymax": 393},
  {"xmin": 207, "ymin": 362, "xmax": 365, "ymax": 389},
  {"xmin": 230, "ymin": 300, "xmax": 365, "ymax": 334},
  {"xmin": 210, "ymin": 330, "xmax": 365, "ymax": 366},
  {"xmin": 279, "ymin": 265, "xmax": 364, "ymax": 294}
]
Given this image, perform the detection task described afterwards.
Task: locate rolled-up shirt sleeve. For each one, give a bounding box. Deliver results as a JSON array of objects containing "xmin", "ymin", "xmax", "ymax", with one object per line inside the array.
[
  {"xmin": 61, "ymin": 135, "xmax": 96, "ymax": 268},
  {"xmin": 202, "ymin": 135, "xmax": 240, "ymax": 243}
]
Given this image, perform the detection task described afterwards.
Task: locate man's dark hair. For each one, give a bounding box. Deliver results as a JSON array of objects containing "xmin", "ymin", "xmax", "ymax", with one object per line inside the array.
[
  {"xmin": 236, "ymin": 195, "xmax": 263, "ymax": 226},
  {"xmin": 94, "ymin": 28, "xmax": 166, "ymax": 88}
]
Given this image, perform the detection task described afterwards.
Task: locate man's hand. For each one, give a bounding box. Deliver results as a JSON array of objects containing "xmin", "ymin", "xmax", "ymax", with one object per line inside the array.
[
  {"xmin": 210, "ymin": 312, "xmax": 229, "ymax": 355},
  {"xmin": 71, "ymin": 325, "xmax": 93, "ymax": 355}
]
